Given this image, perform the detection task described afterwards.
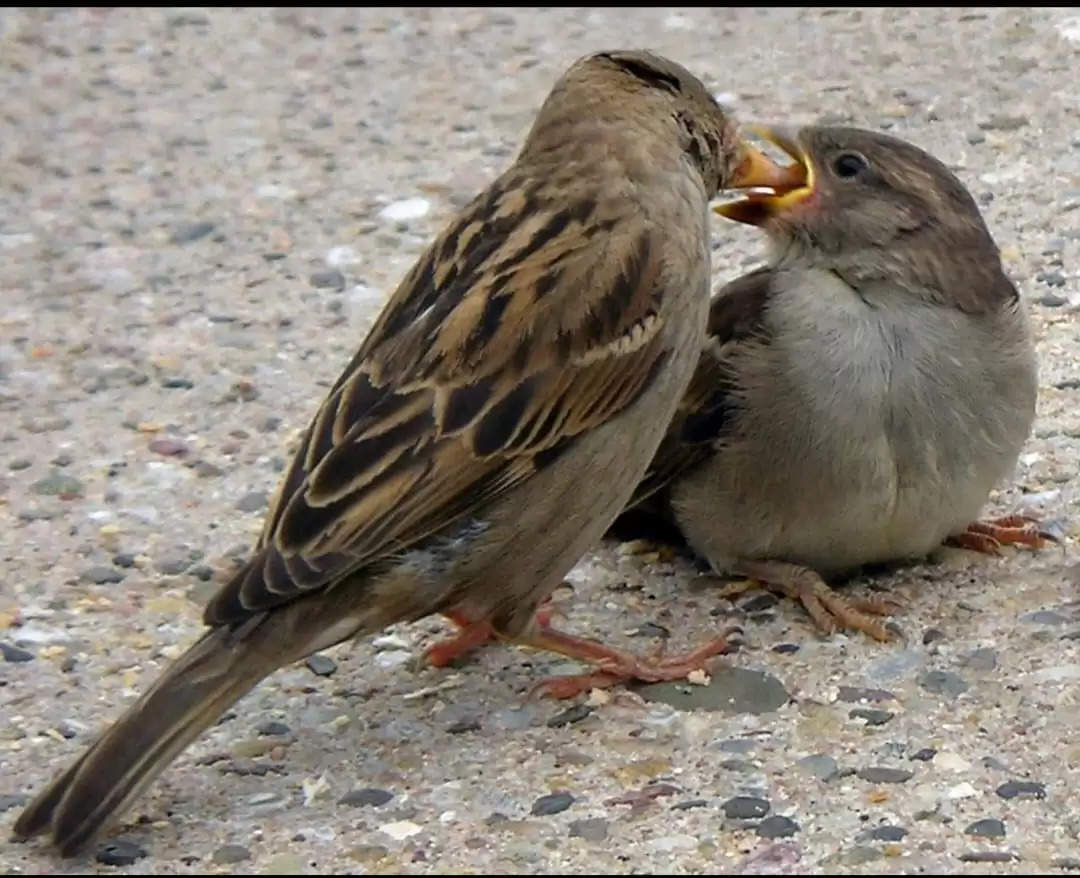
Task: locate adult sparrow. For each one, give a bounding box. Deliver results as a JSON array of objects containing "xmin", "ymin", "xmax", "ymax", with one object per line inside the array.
[
  {"xmin": 618, "ymin": 124, "xmax": 1045, "ymax": 641},
  {"xmin": 13, "ymin": 51, "xmax": 790, "ymax": 855}
]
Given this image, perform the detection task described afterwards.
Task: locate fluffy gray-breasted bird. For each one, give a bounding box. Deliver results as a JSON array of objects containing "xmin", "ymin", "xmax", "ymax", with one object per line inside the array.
[
  {"xmin": 618, "ymin": 124, "xmax": 1045, "ymax": 640},
  {"xmin": 13, "ymin": 51, "xmax": 790, "ymax": 855}
]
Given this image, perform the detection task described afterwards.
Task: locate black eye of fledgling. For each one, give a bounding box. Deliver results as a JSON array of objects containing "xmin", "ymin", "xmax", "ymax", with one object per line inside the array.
[{"xmin": 832, "ymin": 152, "xmax": 868, "ymax": 179}]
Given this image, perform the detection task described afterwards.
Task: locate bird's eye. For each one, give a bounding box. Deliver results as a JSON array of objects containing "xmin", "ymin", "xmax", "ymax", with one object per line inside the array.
[{"xmin": 832, "ymin": 152, "xmax": 868, "ymax": 179}]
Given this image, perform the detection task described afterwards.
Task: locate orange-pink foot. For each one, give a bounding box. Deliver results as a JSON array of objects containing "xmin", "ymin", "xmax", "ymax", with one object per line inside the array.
[
  {"xmin": 527, "ymin": 630, "xmax": 733, "ymax": 699},
  {"xmin": 946, "ymin": 514, "xmax": 1058, "ymax": 555}
]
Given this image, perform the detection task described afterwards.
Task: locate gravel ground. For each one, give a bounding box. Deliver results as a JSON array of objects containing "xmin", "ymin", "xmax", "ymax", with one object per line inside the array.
[{"xmin": 2, "ymin": 7, "xmax": 1079, "ymax": 874}]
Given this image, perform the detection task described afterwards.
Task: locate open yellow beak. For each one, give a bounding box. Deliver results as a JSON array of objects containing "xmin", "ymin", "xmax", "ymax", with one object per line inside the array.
[{"xmin": 716, "ymin": 124, "xmax": 813, "ymax": 225}]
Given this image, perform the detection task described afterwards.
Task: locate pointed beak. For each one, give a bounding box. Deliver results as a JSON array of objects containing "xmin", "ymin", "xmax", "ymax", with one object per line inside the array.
[{"xmin": 715, "ymin": 124, "xmax": 813, "ymax": 225}]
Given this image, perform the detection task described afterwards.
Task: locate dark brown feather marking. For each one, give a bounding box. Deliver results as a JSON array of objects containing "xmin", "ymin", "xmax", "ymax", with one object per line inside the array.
[
  {"xmin": 443, "ymin": 377, "xmax": 495, "ymax": 434},
  {"xmin": 602, "ymin": 53, "xmax": 681, "ymax": 93},
  {"xmin": 492, "ymin": 208, "xmax": 573, "ymax": 276},
  {"xmin": 473, "ymin": 378, "xmax": 536, "ymax": 456},
  {"xmin": 308, "ymin": 408, "xmax": 432, "ymax": 500},
  {"xmin": 534, "ymin": 270, "xmax": 560, "ymax": 299}
]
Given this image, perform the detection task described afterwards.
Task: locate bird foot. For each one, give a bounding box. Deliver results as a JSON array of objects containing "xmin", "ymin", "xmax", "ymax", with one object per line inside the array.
[
  {"xmin": 526, "ymin": 628, "xmax": 733, "ymax": 699},
  {"xmin": 945, "ymin": 514, "xmax": 1057, "ymax": 556},
  {"xmin": 728, "ymin": 560, "xmax": 901, "ymax": 643}
]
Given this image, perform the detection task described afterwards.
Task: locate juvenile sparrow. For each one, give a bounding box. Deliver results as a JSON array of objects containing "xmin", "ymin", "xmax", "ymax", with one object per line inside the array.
[
  {"xmin": 13, "ymin": 50, "xmax": 789, "ymax": 855},
  {"xmin": 618, "ymin": 124, "xmax": 1046, "ymax": 640}
]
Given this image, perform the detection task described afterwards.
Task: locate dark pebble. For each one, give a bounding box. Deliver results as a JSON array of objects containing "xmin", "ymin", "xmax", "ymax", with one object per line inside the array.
[
  {"xmin": 447, "ymin": 718, "xmax": 481, "ymax": 734},
  {"xmin": 1022, "ymin": 610, "xmax": 1069, "ymax": 626},
  {"xmin": 148, "ymin": 437, "xmax": 188, "ymax": 456},
  {"xmin": 630, "ymin": 621, "xmax": 670, "ymax": 638},
  {"xmin": 171, "ymin": 220, "xmax": 216, "ymax": 244},
  {"xmin": 51, "ymin": 453, "xmax": 72, "ymax": 467},
  {"xmin": 305, "ymin": 654, "xmax": 337, "ymax": 676},
  {"xmin": 1, "ymin": 642, "xmax": 34, "ymax": 663},
  {"xmin": 910, "ymin": 748, "xmax": 937, "ymax": 762},
  {"xmin": 81, "ymin": 565, "xmax": 125, "ymax": 584},
  {"xmin": 918, "ymin": 670, "xmax": 968, "ymax": 696},
  {"xmin": 236, "ymin": 490, "xmax": 268, "ymax": 512},
  {"xmin": 1036, "ymin": 272, "xmax": 1066, "ymax": 288},
  {"xmin": 212, "ymin": 844, "xmax": 252, "ymax": 864},
  {"xmin": 160, "ymin": 376, "xmax": 195, "ymax": 389},
  {"xmin": 257, "ymin": 720, "xmax": 291, "ymax": 736},
  {"xmin": 966, "ymin": 818, "xmax": 1005, "ymax": 838},
  {"xmin": 96, "ymin": 840, "xmax": 148, "ymax": 866},
  {"xmin": 1053, "ymin": 857, "xmax": 1080, "ymax": 870},
  {"xmin": 857, "ymin": 767, "xmax": 913, "ymax": 784},
  {"xmin": 740, "ymin": 592, "xmax": 779, "ymax": 613},
  {"xmin": 862, "ymin": 825, "xmax": 907, "ymax": 842},
  {"xmin": 194, "ymin": 460, "xmax": 225, "ymax": 478},
  {"xmin": 850, "ymin": 708, "xmax": 894, "ymax": 726},
  {"xmin": 671, "ymin": 799, "xmax": 708, "ymax": 811},
  {"xmin": 772, "ymin": 643, "xmax": 800, "ymax": 654},
  {"xmin": 720, "ymin": 758, "xmax": 754, "ymax": 772},
  {"xmin": 722, "ymin": 795, "xmax": 770, "ymax": 819},
  {"xmin": 922, "ymin": 627, "xmax": 946, "ymax": 644},
  {"xmin": 757, "ymin": 815, "xmax": 799, "ymax": 839},
  {"xmin": 547, "ymin": 703, "xmax": 592, "ymax": 728},
  {"xmin": 959, "ymin": 851, "xmax": 1019, "ymax": 863},
  {"xmin": 113, "ymin": 552, "xmax": 136, "ymax": 568},
  {"xmin": 338, "ymin": 787, "xmax": 393, "ymax": 807},
  {"xmin": 31, "ymin": 471, "xmax": 84, "ymax": 497},
  {"xmin": 531, "ymin": 791, "xmax": 574, "ymax": 816},
  {"xmin": 8, "ymin": 458, "xmax": 31, "ymax": 470},
  {"xmin": 191, "ymin": 564, "xmax": 214, "ymax": 581},
  {"xmin": 837, "ymin": 685, "xmax": 895, "ymax": 703},
  {"xmin": 568, "ymin": 817, "xmax": 608, "ymax": 841},
  {"xmin": 996, "ymin": 780, "xmax": 1046, "ymax": 800},
  {"xmin": 1039, "ymin": 294, "xmax": 1069, "ymax": 307},
  {"xmin": 259, "ymin": 416, "xmax": 282, "ymax": 433},
  {"xmin": 156, "ymin": 557, "xmax": 190, "ymax": 575},
  {"xmin": 978, "ymin": 114, "xmax": 1029, "ymax": 131},
  {"xmin": 0, "ymin": 793, "xmax": 29, "ymax": 811},
  {"xmin": 310, "ymin": 269, "xmax": 347, "ymax": 291}
]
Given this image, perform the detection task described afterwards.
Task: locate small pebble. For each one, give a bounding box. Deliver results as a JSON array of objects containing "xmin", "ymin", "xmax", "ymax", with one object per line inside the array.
[
  {"xmin": 850, "ymin": 708, "xmax": 894, "ymax": 726},
  {"xmin": 959, "ymin": 851, "xmax": 1019, "ymax": 863},
  {"xmin": 922, "ymin": 627, "xmax": 946, "ymax": 644},
  {"xmin": 112, "ymin": 553, "xmax": 136, "ymax": 568},
  {"xmin": 910, "ymin": 748, "xmax": 937, "ymax": 762},
  {"xmin": 861, "ymin": 825, "xmax": 907, "ymax": 842},
  {"xmin": 8, "ymin": 458, "xmax": 32, "ymax": 470},
  {"xmin": 671, "ymin": 799, "xmax": 709, "ymax": 811},
  {"xmin": 798, "ymin": 754, "xmax": 838, "ymax": 779},
  {"xmin": 257, "ymin": 720, "xmax": 291, "ymax": 736},
  {"xmin": 96, "ymin": 840, "xmax": 147, "ymax": 866},
  {"xmin": 918, "ymin": 670, "xmax": 968, "ymax": 696},
  {"xmin": 1, "ymin": 642, "xmax": 34, "ymax": 663},
  {"xmin": 757, "ymin": 815, "xmax": 799, "ymax": 838},
  {"xmin": 148, "ymin": 437, "xmax": 188, "ymax": 456},
  {"xmin": 447, "ymin": 718, "xmax": 481, "ymax": 734},
  {"xmin": 81, "ymin": 565, "xmax": 125, "ymax": 584},
  {"xmin": 722, "ymin": 795, "xmax": 770, "ymax": 819},
  {"xmin": 211, "ymin": 844, "xmax": 251, "ymax": 865},
  {"xmin": 235, "ymin": 490, "xmax": 268, "ymax": 512},
  {"xmin": 772, "ymin": 643, "xmax": 800, "ymax": 654},
  {"xmin": 1035, "ymin": 271, "xmax": 1066, "ymax": 288},
  {"xmin": 1039, "ymin": 294, "xmax": 1069, "ymax": 307},
  {"xmin": 155, "ymin": 556, "xmax": 190, "ymax": 575},
  {"xmin": 31, "ymin": 471, "xmax": 84, "ymax": 497},
  {"xmin": 305, "ymin": 654, "xmax": 337, "ymax": 676},
  {"xmin": 568, "ymin": 817, "xmax": 609, "ymax": 841},
  {"xmin": 547, "ymin": 704, "xmax": 592, "ymax": 728},
  {"xmin": 966, "ymin": 818, "xmax": 1006, "ymax": 838},
  {"xmin": 0, "ymin": 794, "xmax": 29, "ymax": 812},
  {"xmin": 339, "ymin": 787, "xmax": 393, "ymax": 807},
  {"xmin": 171, "ymin": 220, "xmax": 216, "ymax": 244},
  {"xmin": 996, "ymin": 780, "xmax": 1046, "ymax": 800},
  {"xmin": 531, "ymin": 792, "xmax": 574, "ymax": 816},
  {"xmin": 857, "ymin": 767, "xmax": 913, "ymax": 784},
  {"xmin": 310, "ymin": 269, "xmax": 347, "ymax": 290}
]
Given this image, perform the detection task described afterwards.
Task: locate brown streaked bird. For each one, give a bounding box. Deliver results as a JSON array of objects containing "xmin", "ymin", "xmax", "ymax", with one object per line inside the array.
[
  {"xmin": 617, "ymin": 124, "xmax": 1048, "ymax": 641},
  {"xmin": 13, "ymin": 50, "xmax": 791, "ymax": 856}
]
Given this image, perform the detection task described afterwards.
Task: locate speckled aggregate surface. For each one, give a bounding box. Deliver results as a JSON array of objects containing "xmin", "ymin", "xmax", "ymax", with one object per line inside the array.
[{"xmin": 2, "ymin": 6, "xmax": 1080, "ymax": 875}]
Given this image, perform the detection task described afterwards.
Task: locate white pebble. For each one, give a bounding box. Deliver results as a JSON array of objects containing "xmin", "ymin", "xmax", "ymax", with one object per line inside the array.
[
  {"xmin": 935, "ymin": 751, "xmax": 972, "ymax": 772},
  {"xmin": 256, "ymin": 183, "xmax": 298, "ymax": 200},
  {"xmin": 326, "ymin": 245, "xmax": 360, "ymax": 267},
  {"xmin": 379, "ymin": 820, "xmax": 423, "ymax": 840},
  {"xmin": 302, "ymin": 774, "xmax": 331, "ymax": 806},
  {"xmin": 372, "ymin": 633, "xmax": 411, "ymax": 650},
  {"xmin": 648, "ymin": 834, "xmax": 698, "ymax": 852},
  {"xmin": 1019, "ymin": 452, "xmax": 1043, "ymax": 467},
  {"xmin": 947, "ymin": 782, "xmax": 978, "ymax": 799},
  {"xmin": 375, "ymin": 649, "xmax": 412, "ymax": 669},
  {"xmin": 378, "ymin": 197, "xmax": 430, "ymax": 222},
  {"xmin": 439, "ymin": 810, "xmax": 457, "ymax": 824}
]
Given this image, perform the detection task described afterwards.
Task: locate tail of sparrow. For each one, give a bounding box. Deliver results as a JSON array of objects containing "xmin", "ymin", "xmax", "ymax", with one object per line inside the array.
[{"xmin": 13, "ymin": 622, "xmax": 286, "ymax": 856}]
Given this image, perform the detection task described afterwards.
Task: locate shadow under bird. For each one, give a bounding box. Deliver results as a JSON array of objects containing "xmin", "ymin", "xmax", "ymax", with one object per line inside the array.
[
  {"xmin": 13, "ymin": 50, "xmax": 792, "ymax": 856},
  {"xmin": 617, "ymin": 123, "xmax": 1051, "ymax": 640}
]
